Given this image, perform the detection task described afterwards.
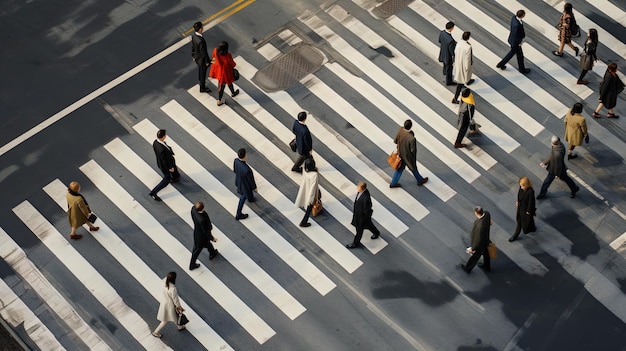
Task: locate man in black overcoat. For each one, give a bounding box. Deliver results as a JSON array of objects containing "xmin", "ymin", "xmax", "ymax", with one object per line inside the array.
[
  {"xmin": 461, "ymin": 206, "xmax": 491, "ymax": 273},
  {"xmin": 149, "ymin": 129, "xmax": 180, "ymax": 201},
  {"xmin": 233, "ymin": 148, "xmax": 257, "ymax": 220},
  {"xmin": 189, "ymin": 202, "xmax": 218, "ymax": 270},
  {"xmin": 346, "ymin": 182, "xmax": 380, "ymax": 249},
  {"xmin": 191, "ymin": 21, "xmax": 211, "ymax": 93}
]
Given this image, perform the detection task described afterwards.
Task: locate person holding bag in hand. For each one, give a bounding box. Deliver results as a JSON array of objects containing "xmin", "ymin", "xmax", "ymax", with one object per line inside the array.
[
  {"xmin": 209, "ymin": 41, "xmax": 239, "ymax": 106},
  {"xmin": 152, "ymin": 272, "xmax": 186, "ymax": 338}
]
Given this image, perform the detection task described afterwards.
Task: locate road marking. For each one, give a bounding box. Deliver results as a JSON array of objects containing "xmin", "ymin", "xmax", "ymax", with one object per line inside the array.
[
  {"xmin": 0, "ymin": 227, "xmax": 112, "ymax": 351},
  {"xmin": 12, "ymin": 201, "xmax": 173, "ymax": 351},
  {"xmin": 0, "ymin": 1, "xmax": 254, "ymax": 157}
]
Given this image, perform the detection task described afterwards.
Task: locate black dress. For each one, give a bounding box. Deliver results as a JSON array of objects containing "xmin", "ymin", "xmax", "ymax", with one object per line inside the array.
[{"xmin": 511, "ymin": 187, "xmax": 536, "ymax": 241}]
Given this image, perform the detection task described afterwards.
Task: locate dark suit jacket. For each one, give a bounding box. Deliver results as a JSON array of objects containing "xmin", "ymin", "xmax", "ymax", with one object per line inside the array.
[
  {"xmin": 438, "ymin": 30, "xmax": 456, "ymax": 63},
  {"xmin": 543, "ymin": 142, "xmax": 567, "ymax": 177},
  {"xmin": 234, "ymin": 158, "xmax": 256, "ymax": 200},
  {"xmin": 191, "ymin": 206, "xmax": 214, "ymax": 248},
  {"xmin": 153, "ymin": 140, "xmax": 176, "ymax": 173},
  {"xmin": 470, "ymin": 211, "xmax": 491, "ymax": 250},
  {"xmin": 351, "ymin": 190, "xmax": 375, "ymax": 229},
  {"xmin": 191, "ymin": 33, "xmax": 210, "ymax": 65},
  {"xmin": 292, "ymin": 121, "xmax": 312, "ymax": 155},
  {"xmin": 507, "ymin": 16, "xmax": 525, "ymax": 47}
]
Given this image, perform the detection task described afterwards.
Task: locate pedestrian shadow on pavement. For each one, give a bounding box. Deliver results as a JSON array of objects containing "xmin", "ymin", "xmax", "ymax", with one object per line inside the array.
[{"xmin": 370, "ymin": 269, "xmax": 457, "ymax": 306}]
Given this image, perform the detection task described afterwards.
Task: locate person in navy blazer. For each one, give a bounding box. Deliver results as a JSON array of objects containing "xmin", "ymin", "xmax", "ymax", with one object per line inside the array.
[
  {"xmin": 496, "ymin": 10, "xmax": 530, "ymax": 74},
  {"xmin": 291, "ymin": 111, "xmax": 313, "ymax": 172},
  {"xmin": 438, "ymin": 21, "xmax": 456, "ymax": 86},
  {"xmin": 233, "ymin": 148, "xmax": 257, "ymax": 220}
]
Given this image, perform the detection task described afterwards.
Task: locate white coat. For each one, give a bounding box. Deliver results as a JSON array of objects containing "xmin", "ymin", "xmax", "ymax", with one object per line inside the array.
[
  {"xmin": 453, "ymin": 40, "xmax": 473, "ymax": 84},
  {"xmin": 156, "ymin": 278, "xmax": 181, "ymax": 322},
  {"xmin": 295, "ymin": 171, "xmax": 319, "ymax": 208}
]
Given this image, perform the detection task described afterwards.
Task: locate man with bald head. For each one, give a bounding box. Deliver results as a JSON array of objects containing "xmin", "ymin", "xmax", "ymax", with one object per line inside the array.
[{"xmin": 346, "ymin": 181, "xmax": 380, "ymax": 249}]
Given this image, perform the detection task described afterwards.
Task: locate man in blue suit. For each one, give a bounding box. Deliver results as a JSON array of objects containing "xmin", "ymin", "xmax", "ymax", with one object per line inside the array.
[
  {"xmin": 438, "ymin": 21, "xmax": 456, "ymax": 86},
  {"xmin": 496, "ymin": 10, "xmax": 531, "ymax": 74},
  {"xmin": 291, "ymin": 111, "xmax": 313, "ymax": 172},
  {"xmin": 233, "ymin": 148, "xmax": 257, "ymax": 220}
]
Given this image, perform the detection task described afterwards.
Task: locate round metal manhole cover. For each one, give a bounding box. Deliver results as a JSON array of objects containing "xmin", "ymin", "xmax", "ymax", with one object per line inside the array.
[
  {"xmin": 372, "ymin": 0, "xmax": 415, "ymax": 19},
  {"xmin": 253, "ymin": 44, "xmax": 324, "ymax": 92}
]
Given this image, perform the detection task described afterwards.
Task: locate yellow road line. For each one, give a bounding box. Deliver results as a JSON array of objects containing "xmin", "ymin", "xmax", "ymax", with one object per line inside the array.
[{"xmin": 182, "ymin": 0, "xmax": 256, "ymax": 37}]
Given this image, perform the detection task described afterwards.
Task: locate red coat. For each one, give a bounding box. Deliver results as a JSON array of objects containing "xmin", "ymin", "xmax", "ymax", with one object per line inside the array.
[{"xmin": 209, "ymin": 48, "xmax": 236, "ymax": 85}]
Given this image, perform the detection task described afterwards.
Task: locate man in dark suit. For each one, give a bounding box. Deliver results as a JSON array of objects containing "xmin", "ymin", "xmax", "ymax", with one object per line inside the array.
[
  {"xmin": 149, "ymin": 129, "xmax": 180, "ymax": 201},
  {"xmin": 438, "ymin": 21, "xmax": 456, "ymax": 86},
  {"xmin": 291, "ymin": 111, "xmax": 313, "ymax": 172},
  {"xmin": 233, "ymin": 148, "xmax": 257, "ymax": 220},
  {"xmin": 537, "ymin": 136, "xmax": 579, "ymax": 199},
  {"xmin": 496, "ymin": 10, "xmax": 530, "ymax": 74},
  {"xmin": 189, "ymin": 201, "xmax": 218, "ymax": 270},
  {"xmin": 461, "ymin": 206, "xmax": 491, "ymax": 274},
  {"xmin": 346, "ymin": 182, "xmax": 380, "ymax": 249},
  {"xmin": 191, "ymin": 21, "xmax": 211, "ymax": 93}
]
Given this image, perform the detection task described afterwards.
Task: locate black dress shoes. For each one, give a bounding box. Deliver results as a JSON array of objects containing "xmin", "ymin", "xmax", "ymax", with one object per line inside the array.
[
  {"xmin": 389, "ymin": 184, "xmax": 401, "ymax": 188},
  {"xmin": 209, "ymin": 250, "xmax": 219, "ymax": 260},
  {"xmin": 460, "ymin": 264, "xmax": 470, "ymax": 274},
  {"xmin": 235, "ymin": 213, "xmax": 249, "ymax": 220},
  {"xmin": 292, "ymin": 167, "xmax": 303, "ymax": 173},
  {"xmin": 189, "ymin": 263, "xmax": 200, "ymax": 270},
  {"xmin": 418, "ymin": 177, "xmax": 429, "ymax": 186},
  {"xmin": 200, "ymin": 87, "xmax": 211, "ymax": 93},
  {"xmin": 466, "ymin": 79, "xmax": 475, "ymax": 85},
  {"xmin": 150, "ymin": 193, "xmax": 162, "ymax": 201},
  {"xmin": 371, "ymin": 234, "xmax": 379, "ymax": 239},
  {"xmin": 346, "ymin": 243, "xmax": 359, "ymax": 249},
  {"xmin": 496, "ymin": 64, "xmax": 506, "ymax": 70},
  {"xmin": 299, "ymin": 222, "xmax": 311, "ymax": 227},
  {"xmin": 508, "ymin": 237, "xmax": 516, "ymax": 242},
  {"xmin": 520, "ymin": 68, "xmax": 531, "ymax": 74},
  {"xmin": 536, "ymin": 194, "xmax": 546, "ymax": 200},
  {"xmin": 571, "ymin": 186, "xmax": 580, "ymax": 198}
]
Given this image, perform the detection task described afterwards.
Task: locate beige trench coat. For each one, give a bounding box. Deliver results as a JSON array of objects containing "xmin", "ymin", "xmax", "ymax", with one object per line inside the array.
[
  {"xmin": 156, "ymin": 278, "xmax": 181, "ymax": 322},
  {"xmin": 564, "ymin": 111, "xmax": 588, "ymax": 147},
  {"xmin": 67, "ymin": 192, "xmax": 90, "ymax": 228}
]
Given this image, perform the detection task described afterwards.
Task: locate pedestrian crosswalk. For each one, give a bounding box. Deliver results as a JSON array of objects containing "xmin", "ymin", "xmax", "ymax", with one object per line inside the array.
[{"xmin": 2, "ymin": 0, "xmax": 625, "ymax": 349}]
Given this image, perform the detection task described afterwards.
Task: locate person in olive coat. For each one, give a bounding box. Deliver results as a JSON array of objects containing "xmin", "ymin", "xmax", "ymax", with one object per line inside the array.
[
  {"xmin": 509, "ymin": 176, "xmax": 536, "ymax": 242},
  {"xmin": 66, "ymin": 181, "xmax": 99, "ymax": 240},
  {"xmin": 563, "ymin": 102, "xmax": 588, "ymax": 160},
  {"xmin": 389, "ymin": 120, "xmax": 429, "ymax": 188},
  {"xmin": 592, "ymin": 63, "xmax": 624, "ymax": 118}
]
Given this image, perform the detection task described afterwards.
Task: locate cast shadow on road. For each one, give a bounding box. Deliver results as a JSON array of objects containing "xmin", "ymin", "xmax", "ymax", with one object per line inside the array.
[{"xmin": 370, "ymin": 269, "xmax": 457, "ymax": 306}]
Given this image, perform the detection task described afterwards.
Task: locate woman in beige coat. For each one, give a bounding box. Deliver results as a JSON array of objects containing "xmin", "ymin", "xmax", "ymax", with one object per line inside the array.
[
  {"xmin": 152, "ymin": 272, "xmax": 185, "ymax": 338},
  {"xmin": 564, "ymin": 102, "xmax": 588, "ymax": 160},
  {"xmin": 67, "ymin": 181, "xmax": 99, "ymax": 240},
  {"xmin": 295, "ymin": 156, "xmax": 320, "ymax": 227}
]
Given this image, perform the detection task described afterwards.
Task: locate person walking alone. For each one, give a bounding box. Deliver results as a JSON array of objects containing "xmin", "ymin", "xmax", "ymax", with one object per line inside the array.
[
  {"xmin": 233, "ymin": 148, "xmax": 257, "ymax": 220},
  {"xmin": 389, "ymin": 120, "xmax": 429, "ymax": 188},
  {"xmin": 577, "ymin": 29, "xmax": 598, "ymax": 85},
  {"xmin": 191, "ymin": 22, "xmax": 211, "ymax": 93},
  {"xmin": 537, "ymin": 136, "xmax": 580, "ymax": 199},
  {"xmin": 152, "ymin": 272, "xmax": 186, "ymax": 338},
  {"xmin": 149, "ymin": 129, "xmax": 180, "ymax": 202},
  {"xmin": 66, "ymin": 181, "xmax": 99, "ymax": 240},
  {"xmin": 294, "ymin": 156, "xmax": 320, "ymax": 228},
  {"xmin": 509, "ymin": 176, "xmax": 536, "ymax": 242},
  {"xmin": 291, "ymin": 111, "xmax": 313, "ymax": 172},
  {"xmin": 438, "ymin": 21, "xmax": 456, "ymax": 86},
  {"xmin": 552, "ymin": 3, "xmax": 579, "ymax": 57},
  {"xmin": 496, "ymin": 10, "xmax": 530, "ymax": 74},
  {"xmin": 592, "ymin": 63, "xmax": 624, "ymax": 118},
  {"xmin": 452, "ymin": 31, "xmax": 475, "ymax": 104},
  {"xmin": 189, "ymin": 201, "xmax": 218, "ymax": 270},
  {"xmin": 346, "ymin": 182, "xmax": 380, "ymax": 249},
  {"xmin": 563, "ymin": 102, "xmax": 588, "ymax": 160},
  {"xmin": 461, "ymin": 206, "xmax": 491, "ymax": 274},
  {"xmin": 209, "ymin": 41, "xmax": 239, "ymax": 106}
]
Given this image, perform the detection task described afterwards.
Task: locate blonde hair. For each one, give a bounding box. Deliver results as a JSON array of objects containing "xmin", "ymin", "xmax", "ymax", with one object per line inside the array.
[
  {"xmin": 68, "ymin": 181, "xmax": 80, "ymax": 193},
  {"xmin": 519, "ymin": 176, "xmax": 532, "ymax": 188}
]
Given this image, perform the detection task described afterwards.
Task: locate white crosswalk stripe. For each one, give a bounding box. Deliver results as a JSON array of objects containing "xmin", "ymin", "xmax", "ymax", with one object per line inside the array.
[
  {"xmin": 78, "ymin": 160, "xmax": 275, "ymax": 344},
  {"xmin": 133, "ymin": 118, "xmax": 337, "ymax": 295},
  {"xmin": 103, "ymin": 137, "xmax": 306, "ymax": 320},
  {"xmin": 12, "ymin": 201, "xmax": 173, "ymax": 351},
  {"xmin": 0, "ymin": 227, "xmax": 112, "ymax": 351}
]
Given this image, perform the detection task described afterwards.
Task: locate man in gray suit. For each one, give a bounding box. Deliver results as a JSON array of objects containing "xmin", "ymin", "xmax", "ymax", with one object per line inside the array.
[
  {"xmin": 438, "ymin": 21, "xmax": 456, "ymax": 86},
  {"xmin": 537, "ymin": 136, "xmax": 579, "ymax": 199}
]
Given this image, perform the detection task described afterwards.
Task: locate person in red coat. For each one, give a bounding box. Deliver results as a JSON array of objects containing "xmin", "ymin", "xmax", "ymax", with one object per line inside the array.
[{"xmin": 209, "ymin": 41, "xmax": 239, "ymax": 106}]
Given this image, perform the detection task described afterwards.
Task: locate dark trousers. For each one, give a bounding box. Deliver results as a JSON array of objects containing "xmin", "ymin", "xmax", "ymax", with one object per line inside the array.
[
  {"xmin": 453, "ymin": 83, "xmax": 465, "ymax": 100},
  {"xmin": 352, "ymin": 223, "xmax": 380, "ymax": 246},
  {"xmin": 189, "ymin": 242, "xmax": 217, "ymax": 269},
  {"xmin": 150, "ymin": 167, "xmax": 179, "ymax": 196},
  {"xmin": 236, "ymin": 194, "xmax": 247, "ymax": 216},
  {"xmin": 443, "ymin": 61, "xmax": 453, "ymax": 84},
  {"xmin": 292, "ymin": 153, "xmax": 308, "ymax": 171},
  {"xmin": 301, "ymin": 204, "xmax": 313, "ymax": 225},
  {"xmin": 578, "ymin": 69, "xmax": 589, "ymax": 81},
  {"xmin": 539, "ymin": 172, "xmax": 577, "ymax": 196},
  {"xmin": 218, "ymin": 83, "xmax": 236, "ymax": 101},
  {"xmin": 456, "ymin": 118, "xmax": 470, "ymax": 144},
  {"xmin": 465, "ymin": 246, "xmax": 490, "ymax": 272},
  {"xmin": 498, "ymin": 44, "xmax": 526, "ymax": 71},
  {"xmin": 197, "ymin": 62, "xmax": 208, "ymax": 90}
]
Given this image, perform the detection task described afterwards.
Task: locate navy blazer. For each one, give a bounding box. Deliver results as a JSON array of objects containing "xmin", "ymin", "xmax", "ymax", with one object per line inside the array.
[
  {"xmin": 233, "ymin": 158, "xmax": 257, "ymax": 200},
  {"xmin": 292, "ymin": 120, "xmax": 312, "ymax": 155},
  {"xmin": 153, "ymin": 140, "xmax": 176, "ymax": 173},
  {"xmin": 507, "ymin": 16, "xmax": 525, "ymax": 47},
  {"xmin": 438, "ymin": 30, "xmax": 456, "ymax": 63}
]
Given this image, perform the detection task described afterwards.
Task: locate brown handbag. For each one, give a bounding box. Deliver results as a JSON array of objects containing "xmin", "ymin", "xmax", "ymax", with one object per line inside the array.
[
  {"xmin": 311, "ymin": 189, "xmax": 322, "ymax": 217},
  {"xmin": 487, "ymin": 242, "xmax": 497, "ymax": 259},
  {"xmin": 387, "ymin": 150, "xmax": 402, "ymax": 170}
]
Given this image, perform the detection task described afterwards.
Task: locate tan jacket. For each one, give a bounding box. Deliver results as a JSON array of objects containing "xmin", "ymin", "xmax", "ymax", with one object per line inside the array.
[
  {"xmin": 564, "ymin": 112, "xmax": 587, "ymax": 147},
  {"xmin": 67, "ymin": 192, "xmax": 90, "ymax": 228}
]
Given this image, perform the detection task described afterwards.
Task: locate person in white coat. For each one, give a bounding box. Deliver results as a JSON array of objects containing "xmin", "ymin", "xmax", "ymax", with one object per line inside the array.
[
  {"xmin": 152, "ymin": 272, "xmax": 185, "ymax": 338},
  {"xmin": 295, "ymin": 156, "xmax": 319, "ymax": 227},
  {"xmin": 452, "ymin": 31, "xmax": 475, "ymax": 104}
]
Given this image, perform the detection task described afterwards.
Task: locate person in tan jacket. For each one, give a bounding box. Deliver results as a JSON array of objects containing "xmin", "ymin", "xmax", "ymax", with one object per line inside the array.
[
  {"xmin": 67, "ymin": 181, "xmax": 99, "ymax": 240},
  {"xmin": 563, "ymin": 102, "xmax": 588, "ymax": 160}
]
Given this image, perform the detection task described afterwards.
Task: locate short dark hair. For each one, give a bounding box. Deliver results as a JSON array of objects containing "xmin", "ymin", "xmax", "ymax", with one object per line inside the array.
[
  {"xmin": 571, "ymin": 102, "xmax": 583, "ymax": 114},
  {"xmin": 474, "ymin": 206, "xmax": 484, "ymax": 215},
  {"xmin": 608, "ymin": 63, "xmax": 618, "ymax": 73},
  {"xmin": 218, "ymin": 41, "xmax": 229, "ymax": 55},
  {"xmin": 403, "ymin": 119, "xmax": 412, "ymax": 130},
  {"xmin": 195, "ymin": 201, "xmax": 204, "ymax": 212},
  {"xmin": 516, "ymin": 10, "xmax": 526, "ymax": 18},
  {"xmin": 193, "ymin": 22, "xmax": 203, "ymax": 32},
  {"xmin": 297, "ymin": 111, "xmax": 307, "ymax": 121},
  {"xmin": 358, "ymin": 181, "xmax": 367, "ymax": 190},
  {"xmin": 165, "ymin": 271, "xmax": 177, "ymax": 288},
  {"xmin": 462, "ymin": 88, "xmax": 471, "ymax": 98},
  {"xmin": 462, "ymin": 31, "xmax": 471, "ymax": 41},
  {"xmin": 238, "ymin": 148, "xmax": 246, "ymax": 159},
  {"xmin": 157, "ymin": 129, "xmax": 166, "ymax": 139},
  {"xmin": 445, "ymin": 21, "xmax": 455, "ymax": 30}
]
